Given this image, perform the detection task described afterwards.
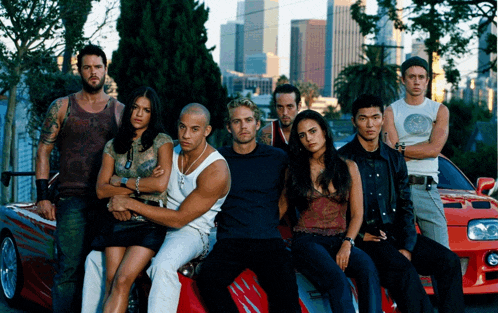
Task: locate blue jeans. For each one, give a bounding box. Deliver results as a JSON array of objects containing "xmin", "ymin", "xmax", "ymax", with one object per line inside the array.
[
  {"xmin": 53, "ymin": 196, "xmax": 105, "ymax": 313},
  {"xmin": 292, "ymin": 232, "xmax": 382, "ymax": 313}
]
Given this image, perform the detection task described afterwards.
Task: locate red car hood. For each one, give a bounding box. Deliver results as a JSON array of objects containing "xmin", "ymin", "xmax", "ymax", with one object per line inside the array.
[{"xmin": 440, "ymin": 188, "xmax": 498, "ymax": 226}]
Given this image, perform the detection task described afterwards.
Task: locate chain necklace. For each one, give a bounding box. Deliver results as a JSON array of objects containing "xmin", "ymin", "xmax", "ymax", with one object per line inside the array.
[{"xmin": 179, "ymin": 142, "xmax": 208, "ymax": 189}]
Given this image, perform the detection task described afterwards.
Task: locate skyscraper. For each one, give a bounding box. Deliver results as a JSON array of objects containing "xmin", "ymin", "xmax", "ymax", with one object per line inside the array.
[
  {"xmin": 220, "ymin": 21, "xmax": 244, "ymax": 72},
  {"xmin": 243, "ymin": 0, "xmax": 279, "ymax": 73},
  {"xmin": 290, "ymin": 19, "xmax": 326, "ymax": 90},
  {"xmin": 375, "ymin": 2, "xmax": 403, "ymax": 66},
  {"xmin": 323, "ymin": 0, "xmax": 364, "ymax": 97}
]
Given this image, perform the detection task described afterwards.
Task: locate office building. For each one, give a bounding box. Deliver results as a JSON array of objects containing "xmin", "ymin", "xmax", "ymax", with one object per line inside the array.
[
  {"xmin": 220, "ymin": 21, "xmax": 244, "ymax": 72},
  {"xmin": 243, "ymin": 0, "xmax": 279, "ymax": 72},
  {"xmin": 323, "ymin": 0, "xmax": 365, "ymax": 97},
  {"xmin": 290, "ymin": 19, "xmax": 326, "ymax": 90}
]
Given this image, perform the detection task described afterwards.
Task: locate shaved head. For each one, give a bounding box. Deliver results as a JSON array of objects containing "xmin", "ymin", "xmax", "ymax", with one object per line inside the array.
[{"xmin": 180, "ymin": 103, "xmax": 211, "ymax": 127}]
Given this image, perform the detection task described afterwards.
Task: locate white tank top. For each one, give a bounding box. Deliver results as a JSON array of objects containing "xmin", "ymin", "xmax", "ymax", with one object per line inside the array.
[
  {"xmin": 167, "ymin": 144, "xmax": 229, "ymax": 234},
  {"xmin": 391, "ymin": 98, "xmax": 440, "ymax": 183}
]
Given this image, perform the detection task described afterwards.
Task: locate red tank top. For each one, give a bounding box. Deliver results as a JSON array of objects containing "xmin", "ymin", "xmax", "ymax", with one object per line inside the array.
[
  {"xmin": 57, "ymin": 94, "xmax": 119, "ymax": 197},
  {"xmin": 293, "ymin": 189, "xmax": 348, "ymax": 236}
]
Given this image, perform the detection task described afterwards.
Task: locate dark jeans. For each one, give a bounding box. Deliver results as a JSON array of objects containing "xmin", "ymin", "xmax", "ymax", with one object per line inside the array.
[
  {"xmin": 358, "ymin": 234, "xmax": 464, "ymax": 313},
  {"xmin": 292, "ymin": 232, "xmax": 382, "ymax": 313},
  {"xmin": 52, "ymin": 196, "xmax": 105, "ymax": 313},
  {"xmin": 196, "ymin": 238, "xmax": 301, "ymax": 313}
]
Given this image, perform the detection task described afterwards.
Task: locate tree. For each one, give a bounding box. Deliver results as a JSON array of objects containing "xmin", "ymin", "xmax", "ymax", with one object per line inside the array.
[
  {"xmin": 0, "ymin": 0, "xmax": 65, "ymax": 203},
  {"xmin": 442, "ymin": 98, "xmax": 492, "ymax": 158},
  {"xmin": 295, "ymin": 81, "xmax": 320, "ymax": 110},
  {"xmin": 276, "ymin": 74, "xmax": 289, "ymax": 87},
  {"xmin": 60, "ymin": 0, "xmax": 93, "ymax": 73},
  {"xmin": 334, "ymin": 45, "xmax": 401, "ymax": 114},
  {"xmin": 351, "ymin": 0, "xmax": 497, "ymax": 92},
  {"xmin": 109, "ymin": 0, "xmax": 228, "ymax": 136},
  {"xmin": 59, "ymin": 0, "xmax": 117, "ymax": 73},
  {"xmin": 323, "ymin": 105, "xmax": 342, "ymax": 120}
]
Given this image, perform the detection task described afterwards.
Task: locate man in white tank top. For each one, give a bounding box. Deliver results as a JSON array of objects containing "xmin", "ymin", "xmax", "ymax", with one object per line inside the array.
[
  {"xmin": 383, "ymin": 56, "xmax": 450, "ymax": 248},
  {"xmin": 81, "ymin": 103, "xmax": 231, "ymax": 312}
]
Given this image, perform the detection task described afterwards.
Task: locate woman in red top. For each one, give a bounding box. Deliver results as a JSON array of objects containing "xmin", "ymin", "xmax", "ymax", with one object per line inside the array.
[{"xmin": 285, "ymin": 110, "xmax": 381, "ymax": 313}]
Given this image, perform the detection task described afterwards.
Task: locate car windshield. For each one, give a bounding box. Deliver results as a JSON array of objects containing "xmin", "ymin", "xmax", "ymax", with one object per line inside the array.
[{"xmin": 438, "ymin": 157, "xmax": 475, "ymax": 191}]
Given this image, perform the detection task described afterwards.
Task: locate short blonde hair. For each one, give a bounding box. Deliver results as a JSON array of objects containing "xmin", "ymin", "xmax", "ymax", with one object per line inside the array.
[{"xmin": 226, "ymin": 97, "xmax": 262, "ymax": 124}]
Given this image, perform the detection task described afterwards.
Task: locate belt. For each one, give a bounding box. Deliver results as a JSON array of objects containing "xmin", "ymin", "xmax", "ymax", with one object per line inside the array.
[
  {"xmin": 130, "ymin": 198, "xmax": 164, "ymax": 222},
  {"xmin": 134, "ymin": 198, "xmax": 164, "ymax": 207},
  {"xmin": 408, "ymin": 175, "xmax": 433, "ymax": 185}
]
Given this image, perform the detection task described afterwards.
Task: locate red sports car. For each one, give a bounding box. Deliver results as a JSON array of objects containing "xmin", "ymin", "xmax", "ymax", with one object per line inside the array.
[{"xmin": 1, "ymin": 156, "xmax": 496, "ymax": 311}]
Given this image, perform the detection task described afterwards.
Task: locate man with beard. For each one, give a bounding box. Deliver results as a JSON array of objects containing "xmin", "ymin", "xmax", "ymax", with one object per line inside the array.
[
  {"xmin": 258, "ymin": 84, "xmax": 302, "ymax": 153},
  {"xmin": 35, "ymin": 44, "xmax": 124, "ymax": 313}
]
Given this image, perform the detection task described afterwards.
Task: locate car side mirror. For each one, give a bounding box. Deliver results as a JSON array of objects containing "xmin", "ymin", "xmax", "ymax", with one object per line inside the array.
[{"xmin": 476, "ymin": 177, "xmax": 495, "ymax": 196}]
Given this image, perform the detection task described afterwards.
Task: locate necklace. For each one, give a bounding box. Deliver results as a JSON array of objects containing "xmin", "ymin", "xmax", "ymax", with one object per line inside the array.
[{"xmin": 179, "ymin": 142, "xmax": 208, "ymax": 188}]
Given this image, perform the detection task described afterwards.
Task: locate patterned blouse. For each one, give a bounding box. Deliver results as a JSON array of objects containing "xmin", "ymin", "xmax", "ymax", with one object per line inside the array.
[
  {"xmin": 293, "ymin": 189, "xmax": 348, "ymax": 236},
  {"xmin": 103, "ymin": 133, "xmax": 173, "ymax": 204}
]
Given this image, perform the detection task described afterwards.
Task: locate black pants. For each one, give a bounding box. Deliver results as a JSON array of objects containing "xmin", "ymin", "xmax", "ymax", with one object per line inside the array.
[
  {"xmin": 196, "ymin": 238, "xmax": 301, "ymax": 313},
  {"xmin": 358, "ymin": 234, "xmax": 464, "ymax": 313}
]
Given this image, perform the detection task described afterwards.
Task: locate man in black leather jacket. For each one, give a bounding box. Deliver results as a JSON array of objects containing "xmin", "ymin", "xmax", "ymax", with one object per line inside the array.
[{"xmin": 338, "ymin": 94, "xmax": 463, "ymax": 313}]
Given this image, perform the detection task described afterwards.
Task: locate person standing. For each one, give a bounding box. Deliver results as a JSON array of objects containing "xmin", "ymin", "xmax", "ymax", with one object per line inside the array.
[
  {"xmin": 258, "ymin": 84, "xmax": 302, "ymax": 153},
  {"xmin": 383, "ymin": 56, "xmax": 450, "ymax": 248},
  {"xmin": 196, "ymin": 98, "xmax": 301, "ymax": 313},
  {"xmin": 35, "ymin": 44, "xmax": 124, "ymax": 312},
  {"xmin": 340, "ymin": 94, "xmax": 463, "ymax": 313}
]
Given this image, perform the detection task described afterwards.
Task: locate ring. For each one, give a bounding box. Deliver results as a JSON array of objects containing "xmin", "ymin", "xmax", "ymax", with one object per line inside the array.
[{"xmin": 107, "ymin": 203, "xmax": 110, "ymax": 208}]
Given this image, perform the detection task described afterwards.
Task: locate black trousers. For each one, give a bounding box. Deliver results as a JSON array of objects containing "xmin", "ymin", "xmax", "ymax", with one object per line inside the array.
[
  {"xmin": 358, "ymin": 234, "xmax": 464, "ymax": 313},
  {"xmin": 196, "ymin": 238, "xmax": 301, "ymax": 313}
]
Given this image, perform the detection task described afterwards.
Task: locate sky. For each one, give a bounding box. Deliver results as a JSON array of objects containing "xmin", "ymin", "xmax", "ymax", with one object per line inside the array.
[{"xmin": 90, "ymin": 0, "xmax": 479, "ymax": 83}]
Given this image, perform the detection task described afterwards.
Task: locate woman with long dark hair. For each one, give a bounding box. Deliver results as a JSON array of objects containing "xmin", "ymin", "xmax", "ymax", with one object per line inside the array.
[
  {"xmin": 92, "ymin": 86, "xmax": 173, "ymax": 313},
  {"xmin": 286, "ymin": 110, "xmax": 381, "ymax": 313}
]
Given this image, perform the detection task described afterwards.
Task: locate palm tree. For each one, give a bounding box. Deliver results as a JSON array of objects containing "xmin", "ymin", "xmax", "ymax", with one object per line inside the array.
[
  {"xmin": 334, "ymin": 45, "xmax": 401, "ymax": 114},
  {"xmin": 295, "ymin": 81, "xmax": 320, "ymax": 109}
]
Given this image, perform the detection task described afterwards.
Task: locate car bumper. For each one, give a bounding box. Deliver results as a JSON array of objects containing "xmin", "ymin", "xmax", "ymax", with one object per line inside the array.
[{"xmin": 423, "ymin": 226, "xmax": 498, "ymax": 294}]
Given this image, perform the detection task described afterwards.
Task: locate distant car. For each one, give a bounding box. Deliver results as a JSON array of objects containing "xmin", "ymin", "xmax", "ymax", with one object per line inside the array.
[{"xmin": 0, "ymin": 172, "xmax": 399, "ymax": 313}]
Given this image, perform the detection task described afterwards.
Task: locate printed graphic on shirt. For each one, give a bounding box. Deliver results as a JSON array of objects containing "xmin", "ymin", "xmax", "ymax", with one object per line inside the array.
[{"xmin": 403, "ymin": 114, "xmax": 433, "ymax": 136}]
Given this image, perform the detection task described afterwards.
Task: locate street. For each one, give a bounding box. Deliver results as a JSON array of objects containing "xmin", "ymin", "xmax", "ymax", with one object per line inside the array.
[{"xmin": 0, "ymin": 293, "xmax": 497, "ymax": 312}]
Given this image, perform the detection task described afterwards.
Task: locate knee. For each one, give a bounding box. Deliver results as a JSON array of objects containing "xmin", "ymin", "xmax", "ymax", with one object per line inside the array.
[
  {"xmin": 111, "ymin": 273, "xmax": 135, "ymax": 294},
  {"xmin": 441, "ymin": 250, "xmax": 460, "ymax": 273},
  {"xmin": 149, "ymin": 259, "xmax": 177, "ymax": 278}
]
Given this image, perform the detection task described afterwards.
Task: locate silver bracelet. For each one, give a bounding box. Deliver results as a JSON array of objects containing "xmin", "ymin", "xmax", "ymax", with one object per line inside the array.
[{"xmin": 135, "ymin": 176, "xmax": 141, "ymax": 195}]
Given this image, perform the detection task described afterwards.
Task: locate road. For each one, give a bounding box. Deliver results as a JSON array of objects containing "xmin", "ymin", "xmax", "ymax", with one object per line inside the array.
[{"xmin": 0, "ymin": 293, "xmax": 497, "ymax": 312}]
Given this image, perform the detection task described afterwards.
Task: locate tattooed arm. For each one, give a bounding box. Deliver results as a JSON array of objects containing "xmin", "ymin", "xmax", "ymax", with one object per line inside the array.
[
  {"xmin": 257, "ymin": 123, "xmax": 272, "ymax": 145},
  {"xmin": 35, "ymin": 97, "xmax": 68, "ymax": 220}
]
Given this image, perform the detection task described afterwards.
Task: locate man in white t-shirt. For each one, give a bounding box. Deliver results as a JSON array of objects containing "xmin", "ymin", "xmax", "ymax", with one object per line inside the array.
[
  {"xmin": 81, "ymin": 103, "xmax": 230, "ymax": 312},
  {"xmin": 383, "ymin": 56, "xmax": 450, "ymax": 248}
]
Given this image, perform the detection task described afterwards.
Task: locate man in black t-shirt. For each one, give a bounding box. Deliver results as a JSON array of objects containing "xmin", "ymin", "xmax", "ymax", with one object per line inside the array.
[{"xmin": 197, "ymin": 98, "xmax": 300, "ymax": 313}]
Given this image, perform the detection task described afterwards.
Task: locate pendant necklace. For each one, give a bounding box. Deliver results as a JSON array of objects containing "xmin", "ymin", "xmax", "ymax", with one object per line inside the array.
[{"xmin": 179, "ymin": 142, "xmax": 208, "ymax": 188}]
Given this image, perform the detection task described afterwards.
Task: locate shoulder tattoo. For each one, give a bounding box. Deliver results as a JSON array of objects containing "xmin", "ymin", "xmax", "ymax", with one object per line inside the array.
[
  {"xmin": 39, "ymin": 99, "xmax": 63, "ymax": 145},
  {"xmin": 258, "ymin": 131, "xmax": 272, "ymax": 145}
]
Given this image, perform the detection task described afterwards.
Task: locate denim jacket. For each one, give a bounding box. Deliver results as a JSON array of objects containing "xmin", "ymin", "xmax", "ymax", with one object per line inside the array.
[{"xmin": 338, "ymin": 135, "xmax": 417, "ymax": 252}]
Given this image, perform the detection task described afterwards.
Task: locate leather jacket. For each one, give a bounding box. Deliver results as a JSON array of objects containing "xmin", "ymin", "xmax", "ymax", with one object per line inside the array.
[{"xmin": 339, "ymin": 135, "xmax": 417, "ymax": 252}]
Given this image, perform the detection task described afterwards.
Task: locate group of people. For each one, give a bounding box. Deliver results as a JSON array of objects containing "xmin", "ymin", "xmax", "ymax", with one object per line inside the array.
[{"xmin": 35, "ymin": 44, "xmax": 464, "ymax": 313}]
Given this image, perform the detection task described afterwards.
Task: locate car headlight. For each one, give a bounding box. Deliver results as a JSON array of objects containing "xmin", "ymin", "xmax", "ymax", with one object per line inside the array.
[{"xmin": 468, "ymin": 219, "xmax": 498, "ymax": 240}]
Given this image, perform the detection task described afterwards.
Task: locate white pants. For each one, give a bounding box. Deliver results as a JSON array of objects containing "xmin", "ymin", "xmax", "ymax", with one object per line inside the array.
[{"xmin": 81, "ymin": 225, "xmax": 207, "ymax": 313}]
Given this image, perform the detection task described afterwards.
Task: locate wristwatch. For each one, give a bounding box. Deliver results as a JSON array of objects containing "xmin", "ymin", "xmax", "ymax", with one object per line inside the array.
[
  {"xmin": 120, "ymin": 177, "xmax": 129, "ymax": 188},
  {"xmin": 343, "ymin": 236, "xmax": 355, "ymax": 247}
]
